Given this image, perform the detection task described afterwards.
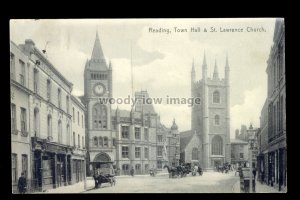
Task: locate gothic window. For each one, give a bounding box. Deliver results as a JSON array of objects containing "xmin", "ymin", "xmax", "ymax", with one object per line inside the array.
[
  {"xmin": 66, "ymin": 96, "xmax": 69, "ymax": 114},
  {"xmin": 213, "ymin": 91, "xmax": 220, "ymax": 103},
  {"xmin": 135, "ymin": 147, "xmax": 141, "ymax": 158},
  {"xmin": 144, "ymin": 147, "xmax": 149, "ymax": 159},
  {"xmin": 121, "ymin": 126, "xmax": 129, "ymax": 139},
  {"xmin": 104, "ymin": 137, "xmax": 108, "ymax": 147},
  {"xmin": 157, "ymin": 146, "xmax": 163, "ymax": 156},
  {"xmin": 19, "ymin": 108, "xmax": 26, "ymax": 135},
  {"xmin": 82, "ymin": 136, "xmax": 84, "ymax": 148},
  {"xmin": 122, "ymin": 146, "xmax": 129, "ymax": 158},
  {"xmin": 135, "ymin": 127, "xmax": 141, "ymax": 139},
  {"xmin": 73, "ymin": 132, "xmax": 75, "ymax": 146},
  {"xmin": 214, "ymin": 115, "xmax": 220, "ymax": 125},
  {"xmin": 72, "ymin": 107, "xmax": 75, "ymax": 123},
  {"xmin": 93, "ymin": 137, "xmax": 98, "ymax": 146},
  {"xmin": 92, "ymin": 103, "xmax": 107, "ymax": 129},
  {"xmin": 144, "ymin": 128, "xmax": 149, "ymax": 141},
  {"xmin": 192, "ymin": 148, "xmax": 198, "ymax": 160},
  {"xmin": 212, "ymin": 135, "xmax": 223, "ymax": 155},
  {"xmin": 122, "ymin": 164, "xmax": 129, "ymax": 175},
  {"xmin": 99, "ymin": 137, "xmax": 103, "ymax": 147},
  {"xmin": 78, "ymin": 134, "xmax": 80, "ymax": 148}
]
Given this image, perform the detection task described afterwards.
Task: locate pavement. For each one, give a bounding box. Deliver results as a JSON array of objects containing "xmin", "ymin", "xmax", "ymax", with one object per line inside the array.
[{"xmin": 232, "ymin": 178, "xmax": 287, "ymax": 193}]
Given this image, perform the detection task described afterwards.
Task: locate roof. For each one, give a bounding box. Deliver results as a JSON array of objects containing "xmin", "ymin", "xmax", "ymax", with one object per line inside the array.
[
  {"xmin": 180, "ymin": 130, "xmax": 194, "ymax": 152},
  {"xmin": 230, "ymin": 139, "xmax": 248, "ymax": 144},
  {"xmin": 86, "ymin": 32, "xmax": 108, "ymax": 71}
]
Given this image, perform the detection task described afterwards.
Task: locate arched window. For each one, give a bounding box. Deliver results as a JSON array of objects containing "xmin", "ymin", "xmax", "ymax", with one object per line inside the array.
[
  {"xmin": 103, "ymin": 137, "xmax": 108, "ymax": 147},
  {"xmin": 92, "ymin": 103, "xmax": 107, "ymax": 129},
  {"xmin": 47, "ymin": 115, "xmax": 52, "ymax": 138},
  {"xmin": 34, "ymin": 108, "xmax": 39, "ymax": 137},
  {"xmin": 58, "ymin": 120, "xmax": 62, "ymax": 143},
  {"xmin": 99, "ymin": 137, "xmax": 103, "ymax": 147},
  {"xmin": 214, "ymin": 115, "xmax": 220, "ymax": 125},
  {"xmin": 213, "ymin": 91, "xmax": 220, "ymax": 103},
  {"xmin": 192, "ymin": 148, "xmax": 198, "ymax": 160},
  {"xmin": 212, "ymin": 135, "xmax": 223, "ymax": 155},
  {"xmin": 66, "ymin": 124, "xmax": 70, "ymax": 145},
  {"xmin": 93, "ymin": 137, "xmax": 98, "ymax": 146}
]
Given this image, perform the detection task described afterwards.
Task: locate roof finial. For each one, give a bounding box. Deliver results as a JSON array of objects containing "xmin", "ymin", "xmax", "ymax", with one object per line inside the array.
[{"xmin": 213, "ymin": 58, "xmax": 219, "ymax": 79}]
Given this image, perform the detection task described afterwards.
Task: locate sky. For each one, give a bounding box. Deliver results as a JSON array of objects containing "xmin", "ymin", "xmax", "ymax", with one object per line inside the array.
[{"xmin": 10, "ymin": 18, "xmax": 277, "ymax": 138}]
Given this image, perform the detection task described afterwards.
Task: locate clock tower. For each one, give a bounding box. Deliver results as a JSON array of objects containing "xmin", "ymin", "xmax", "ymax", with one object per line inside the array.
[{"xmin": 84, "ymin": 31, "xmax": 114, "ymax": 172}]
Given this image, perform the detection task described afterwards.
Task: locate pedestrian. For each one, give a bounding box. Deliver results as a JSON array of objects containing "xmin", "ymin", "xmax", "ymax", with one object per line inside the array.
[
  {"xmin": 93, "ymin": 170, "xmax": 99, "ymax": 188},
  {"xmin": 18, "ymin": 172, "xmax": 27, "ymax": 194},
  {"xmin": 130, "ymin": 167, "xmax": 134, "ymax": 177}
]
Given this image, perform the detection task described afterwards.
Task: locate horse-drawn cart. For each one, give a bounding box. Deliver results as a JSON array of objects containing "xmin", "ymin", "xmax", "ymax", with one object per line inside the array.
[{"xmin": 93, "ymin": 161, "xmax": 116, "ymax": 188}]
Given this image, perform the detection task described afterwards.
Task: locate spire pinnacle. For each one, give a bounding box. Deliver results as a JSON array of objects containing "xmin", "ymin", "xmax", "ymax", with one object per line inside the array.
[
  {"xmin": 203, "ymin": 51, "xmax": 207, "ymax": 66},
  {"xmin": 192, "ymin": 57, "xmax": 195, "ymax": 72},
  {"xmin": 225, "ymin": 53, "xmax": 229, "ymax": 68},
  {"xmin": 213, "ymin": 58, "xmax": 219, "ymax": 79},
  {"xmin": 91, "ymin": 31, "xmax": 105, "ymax": 61}
]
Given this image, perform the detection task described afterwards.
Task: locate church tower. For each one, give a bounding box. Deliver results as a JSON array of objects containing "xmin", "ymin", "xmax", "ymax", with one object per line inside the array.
[
  {"xmin": 84, "ymin": 31, "xmax": 115, "ymax": 172},
  {"xmin": 191, "ymin": 53, "xmax": 231, "ymax": 170}
]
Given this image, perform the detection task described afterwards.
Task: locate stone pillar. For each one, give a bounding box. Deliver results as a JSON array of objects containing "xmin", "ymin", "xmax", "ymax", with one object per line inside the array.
[
  {"xmin": 64, "ymin": 155, "xmax": 68, "ymax": 186},
  {"xmin": 53, "ymin": 153, "xmax": 57, "ymax": 188}
]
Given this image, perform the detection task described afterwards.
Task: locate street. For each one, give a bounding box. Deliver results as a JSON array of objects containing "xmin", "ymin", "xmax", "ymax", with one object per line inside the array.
[{"xmin": 84, "ymin": 171, "xmax": 239, "ymax": 193}]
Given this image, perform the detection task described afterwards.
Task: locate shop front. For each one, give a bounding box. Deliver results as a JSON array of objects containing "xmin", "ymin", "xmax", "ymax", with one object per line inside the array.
[{"xmin": 31, "ymin": 137, "xmax": 73, "ymax": 192}]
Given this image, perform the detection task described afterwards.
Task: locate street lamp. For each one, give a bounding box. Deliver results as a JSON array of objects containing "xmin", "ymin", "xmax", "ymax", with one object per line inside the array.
[{"xmin": 247, "ymin": 123, "xmax": 257, "ymax": 193}]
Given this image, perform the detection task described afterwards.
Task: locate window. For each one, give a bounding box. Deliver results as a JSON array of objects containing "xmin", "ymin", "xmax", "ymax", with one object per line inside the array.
[
  {"xmin": 113, "ymin": 138, "xmax": 116, "ymax": 146},
  {"xmin": 135, "ymin": 164, "xmax": 141, "ymax": 174},
  {"xmin": 34, "ymin": 108, "xmax": 39, "ymax": 137},
  {"xmin": 214, "ymin": 115, "xmax": 220, "ymax": 125},
  {"xmin": 122, "ymin": 146, "xmax": 129, "ymax": 158},
  {"xmin": 19, "ymin": 60, "xmax": 25, "ymax": 86},
  {"xmin": 47, "ymin": 79, "xmax": 51, "ymax": 100},
  {"xmin": 98, "ymin": 137, "xmax": 103, "ymax": 147},
  {"xmin": 157, "ymin": 135, "xmax": 163, "ymax": 142},
  {"xmin": 78, "ymin": 134, "xmax": 80, "ymax": 148},
  {"xmin": 93, "ymin": 137, "xmax": 98, "ymax": 146},
  {"xmin": 145, "ymin": 164, "xmax": 149, "ymax": 172},
  {"xmin": 213, "ymin": 91, "xmax": 220, "ymax": 103},
  {"xmin": 192, "ymin": 148, "xmax": 198, "ymax": 160},
  {"xmin": 135, "ymin": 147, "xmax": 141, "ymax": 158},
  {"xmin": 92, "ymin": 104, "xmax": 107, "ymax": 129},
  {"xmin": 11, "ymin": 104, "xmax": 16, "ymax": 131},
  {"xmin": 157, "ymin": 146, "xmax": 163, "ymax": 156},
  {"xmin": 67, "ymin": 124, "xmax": 70, "ymax": 145},
  {"xmin": 240, "ymin": 153, "xmax": 244, "ymax": 159},
  {"xmin": 47, "ymin": 115, "xmax": 52, "ymax": 138},
  {"xmin": 121, "ymin": 126, "xmax": 129, "ymax": 139},
  {"xmin": 72, "ymin": 108, "xmax": 75, "ymax": 122},
  {"xmin": 78, "ymin": 111, "xmax": 80, "ymax": 126},
  {"xmin": 144, "ymin": 147, "xmax": 149, "ymax": 159},
  {"xmin": 10, "ymin": 53, "xmax": 15, "ymax": 80},
  {"xmin": 122, "ymin": 164, "xmax": 129, "ymax": 175},
  {"xmin": 104, "ymin": 137, "xmax": 108, "ymax": 147},
  {"xmin": 22, "ymin": 154, "xmax": 28, "ymax": 179},
  {"xmin": 20, "ymin": 108, "xmax": 27, "ymax": 134},
  {"xmin": 82, "ymin": 136, "xmax": 84, "ymax": 148},
  {"xmin": 157, "ymin": 160, "xmax": 162, "ymax": 169},
  {"xmin": 66, "ymin": 96, "xmax": 69, "ymax": 114},
  {"xmin": 58, "ymin": 120, "xmax": 62, "ymax": 143},
  {"xmin": 82, "ymin": 115, "xmax": 83, "ymax": 128},
  {"xmin": 144, "ymin": 128, "xmax": 149, "ymax": 141},
  {"xmin": 33, "ymin": 68, "xmax": 39, "ymax": 93},
  {"xmin": 73, "ymin": 132, "xmax": 75, "ymax": 146},
  {"xmin": 11, "ymin": 154, "xmax": 17, "ymax": 184},
  {"xmin": 135, "ymin": 127, "xmax": 141, "ymax": 139},
  {"xmin": 212, "ymin": 135, "xmax": 223, "ymax": 155},
  {"xmin": 58, "ymin": 89, "xmax": 61, "ymax": 108}
]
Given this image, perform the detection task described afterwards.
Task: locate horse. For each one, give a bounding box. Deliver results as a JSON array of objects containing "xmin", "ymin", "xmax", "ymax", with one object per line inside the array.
[{"xmin": 163, "ymin": 165, "xmax": 180, "ymax": 178}]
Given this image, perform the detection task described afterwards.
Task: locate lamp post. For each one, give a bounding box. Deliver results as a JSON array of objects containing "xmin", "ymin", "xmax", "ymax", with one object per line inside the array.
[{"xmin": 247, "ymin": 124, "xmax": 257, "ymax": 193}]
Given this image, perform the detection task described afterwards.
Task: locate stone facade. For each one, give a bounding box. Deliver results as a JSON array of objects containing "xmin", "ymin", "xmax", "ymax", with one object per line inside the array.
[
  {"xmin": 230, "ymin": 139, "xmax": 249, "ymax": 166},
  {"xmin": 180, "ymin": 131, "xmax": 201, "ymax": 165},
  {"xmin": 11, "ymin": 39, "xmax": 86, "ymax": 193},
  {"xmin": 190, "ymin": 54, "xmax": 231, "ymax": 170}
]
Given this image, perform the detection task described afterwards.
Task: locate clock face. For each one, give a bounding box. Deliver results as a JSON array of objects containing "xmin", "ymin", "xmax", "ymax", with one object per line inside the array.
[{"xmin": 93, "ymin": 83, "xmax": 106, "ymax": 96}]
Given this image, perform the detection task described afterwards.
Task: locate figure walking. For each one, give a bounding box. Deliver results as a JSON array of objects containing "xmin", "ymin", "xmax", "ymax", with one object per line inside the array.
[{"xmin": 18, "ymin": 172, "xmax": 27, "ymax": 194}]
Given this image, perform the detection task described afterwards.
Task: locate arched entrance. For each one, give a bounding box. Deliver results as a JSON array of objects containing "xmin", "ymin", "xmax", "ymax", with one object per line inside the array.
[{"xmin": 91, "ymin": 152, "xmax": 114, "ymax": 176}]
